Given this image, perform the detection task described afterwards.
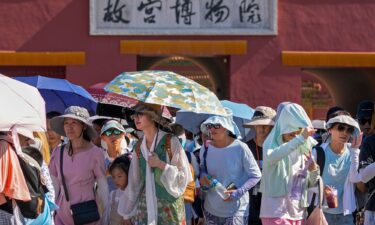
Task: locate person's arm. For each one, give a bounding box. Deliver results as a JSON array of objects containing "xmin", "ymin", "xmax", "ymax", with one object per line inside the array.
[
  {"xmin": 348, "ymin": 134, "xmax": 363, "ymax": 183},
  {"xmin": 229, "ymin": 142, "xmax": 261, "ymax": 200},
  {"xmin": 48, "ymin": 147, "xmax": 60, "ymax": 202},
  {"xmin": 118, "ymin": 151, "xmax": 141, "ymax": 220},
  {"xmin": 360, "ymin": 162, "xmax": 375, "ymax": 183},
  {"xmin": 41, "ymin": 161, "xmax": 55, "ymax": 203},
  {"xmin": 358, "ymin": 136, "xmax": 375, "ymax": 184},
  {"xmin": 191, "ymin": 152, "xmax": 200, "ymax": 179},
  {"xmin": 102, "ymin": 191, "xmax": 114, "ymax": 225},
  {"xmin": 97, "ymin": 176, "xmax": 109, "ymax": 224},
  {"xmin": 266, "ymin": 127, "xmax": 316, "ymax": 165},
  {"xmin": 197, "ymin": 145, "xmax": 213, "ymax": 192},
  {"xmin": 348, "ymin": 148, "xmax": 361, "ymax": 183},
  {"xmin": 266, "ymin": 135, "xmax": 305, "ymax": 165},
  {"xmin": 158, "ymin": 137, "xmax": 193, "ymax": 198},
  {"xmin": 50, "ymin": 176, "xmax": 60, "ymax": 201},
  {"xmin": 356, "ymin": 182, "xmax": 367, "ymax": 193},
  {"xmin": 92, "ymin": 149, "xmax": 109, "ymax": 222}
]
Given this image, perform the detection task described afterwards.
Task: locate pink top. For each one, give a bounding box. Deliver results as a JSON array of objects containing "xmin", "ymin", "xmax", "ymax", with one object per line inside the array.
[{"xmin": 49, "ymin": 144, "xmax": 106, "ymax": 225}]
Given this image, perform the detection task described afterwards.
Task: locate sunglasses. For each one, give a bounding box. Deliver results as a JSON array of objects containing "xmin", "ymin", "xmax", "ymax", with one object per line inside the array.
[
  {"xmin": 358, "ymin": 118, "xmax": 371, "ymax": 126},
  {"xmin": 336, "ymin": 124, "xmax": 354, "ymax": 134},
  {"xmin": 205, "ymin": 123, "xmax": 222, "ymax": 129},
  {"xmin": 130, "ymin": 112, "xmax": 144, "ymax": 120},
  {"xmin": 104, "ymin": 129, "xmax": 122, "ymax": 137}
]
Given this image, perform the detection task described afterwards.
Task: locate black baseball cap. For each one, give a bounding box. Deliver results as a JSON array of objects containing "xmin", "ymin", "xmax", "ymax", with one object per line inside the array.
[{"xmin": 356, "ymin": 100, "xmax": 374, "ymax": 119}]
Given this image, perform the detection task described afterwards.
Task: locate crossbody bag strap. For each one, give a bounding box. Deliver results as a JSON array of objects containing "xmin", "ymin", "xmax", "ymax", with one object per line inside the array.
[
  {"xmin": 315, "ymin": 146, "xmax": 326, "ymax": 176},
  {"xmin": 365, "ymin": 186, "xmax": 375, "ymax": 209},
  {"xmin": 310, "ymin": 146, "xmax": 326, "ymax": 206},
  {"xmin": 59, "ymin": 144, "xmax": 70, "ymax": 202},
  {"xmin": 135, "ymin": 139, "xmax": 143, "ymax": 159},
  {"xmin": 165, "ymin": 134, "xmax": 173, "ymax": 161},
  {"xmin": 203, "ymin": 144, "xmax": 209, "ymax": 174}
]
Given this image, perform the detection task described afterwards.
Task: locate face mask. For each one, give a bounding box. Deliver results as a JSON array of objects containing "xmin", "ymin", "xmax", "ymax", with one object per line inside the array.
[
  {"xmin": 120, "ymin": 138, "xmax": 128, "ymax": 150},
  {"xmin": 101, "ymin": 140, "xmax": 108, "ymax": 150}
]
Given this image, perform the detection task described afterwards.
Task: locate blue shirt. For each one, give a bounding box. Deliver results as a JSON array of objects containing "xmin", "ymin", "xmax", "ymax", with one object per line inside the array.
[
  {"xmin": 322, "ymin": 145, "xmax": 351, "ymax": 214},
  {"xmin": 200, "ymin": 139, "xmax": 261, "ymax": 217}
]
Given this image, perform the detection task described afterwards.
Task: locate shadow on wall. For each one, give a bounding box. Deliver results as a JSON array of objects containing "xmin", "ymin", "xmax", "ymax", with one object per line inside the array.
[{"xmin": 303, "ymin": 68, "xmax": 375, "ymax": 115}]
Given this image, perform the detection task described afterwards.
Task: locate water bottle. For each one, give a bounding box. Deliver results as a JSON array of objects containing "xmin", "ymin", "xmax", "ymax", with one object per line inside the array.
[
  {"xmin": 290, "ymin": 169, "xmax": 307, "ymax": 200},
  {"xmin": 212, "ymin": 179, "xmax": 230, "ymax": 199}
]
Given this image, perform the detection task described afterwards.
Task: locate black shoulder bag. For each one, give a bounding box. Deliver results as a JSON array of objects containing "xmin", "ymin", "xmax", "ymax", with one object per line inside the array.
[
  {"xmin": 307, "ymin": 146, "xmax": 325, "ymax": 217},
  {"xmin": 60, "ymin": 145, "xmax": 100, "ymax": 225}
]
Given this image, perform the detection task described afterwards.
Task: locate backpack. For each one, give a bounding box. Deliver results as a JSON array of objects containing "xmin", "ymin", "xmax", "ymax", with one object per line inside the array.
[
  {"xmin": 184, "ymin": 151, "xmax": 196, "ymax": 203},
  {"xmin": 135, "ymin": 134, "xmax": 196, "ymax": 202},
  {"xmin": 0, "ymin": 138, "xmax": 47, "ymax": 219},
  {"xmin": 16, "ymin": 153, "xmax": 47, "ymax": 219}
]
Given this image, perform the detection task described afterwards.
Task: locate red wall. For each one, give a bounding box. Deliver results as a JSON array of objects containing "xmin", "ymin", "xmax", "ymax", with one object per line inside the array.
[{"xmin": 1, "ymin": 0, "xmax": 375, "ymax": 110}]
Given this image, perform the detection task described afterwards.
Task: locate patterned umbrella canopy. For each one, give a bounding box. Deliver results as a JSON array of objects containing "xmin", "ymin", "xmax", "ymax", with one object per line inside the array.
[
  {"xmin": 88, "ymin": 82, "xmax": 138, "ymax": 108},
  {"xmin": 104, "ymin": 71, "xmax": 227, "ymax": 116}
]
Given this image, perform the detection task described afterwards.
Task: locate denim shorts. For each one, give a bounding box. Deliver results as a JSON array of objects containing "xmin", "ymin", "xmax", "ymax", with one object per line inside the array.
[{"xmin": 324, "ymin": 213, "xmax": 352, "ymax": 225}]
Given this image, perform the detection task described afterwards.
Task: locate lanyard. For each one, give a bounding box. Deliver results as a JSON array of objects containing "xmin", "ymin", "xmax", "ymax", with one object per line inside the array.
[{"xmin": 255, "ymin": 141, "xmax": 261, "ymax": 169}]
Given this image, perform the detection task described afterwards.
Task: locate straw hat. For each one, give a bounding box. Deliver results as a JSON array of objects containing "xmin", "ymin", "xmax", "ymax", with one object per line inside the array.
[
  {"xmin": 50, "ymin": 106, "xmax": 97, "ymax": 140},
  {"xmin": 131, "ymin": 103, "xmax": 171, "ymax": 128}
]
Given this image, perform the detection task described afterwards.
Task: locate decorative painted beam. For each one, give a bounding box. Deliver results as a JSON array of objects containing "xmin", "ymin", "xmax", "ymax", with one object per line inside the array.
[
  {"xmin": 0, "ymin": 52, "xmax": 85, "ymax": 66},
  {"xmin": 120, "ymin": 40, "xmax": 247, "ymax": 55},
  {"xmin": 282, "ymin": 51, "xmax": 375, "ymax": 67}
]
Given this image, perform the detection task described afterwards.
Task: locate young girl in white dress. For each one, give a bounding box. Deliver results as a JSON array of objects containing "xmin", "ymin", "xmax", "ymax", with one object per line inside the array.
[{"xmin": 108, "ymin": 154, "xmax": 131, "ymax": 225}]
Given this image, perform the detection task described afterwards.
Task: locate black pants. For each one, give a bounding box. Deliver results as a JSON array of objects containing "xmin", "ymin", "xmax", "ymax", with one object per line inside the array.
[{"xmin": 248, "ymin": 189, "xmax": 262, "ymax": 225}]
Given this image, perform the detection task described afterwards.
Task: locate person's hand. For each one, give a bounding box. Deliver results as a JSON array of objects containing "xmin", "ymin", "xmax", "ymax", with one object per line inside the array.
[
  {"xmin": 199, "ymin": 175, "xmax": 211, "ymax": 187},
  {"xmin": 224, "ymin": 189, "xmax": 236, "ymax": 201},
  {"xmin": 122, "ymin": 219, "xmax": 132, "ymax": 225},
  {"xmin": 304, "ymin": 152, "xmax": 318, "ymax": 172},
  {"xmin": 302, "ymin": 127, "xmax": 316, "ymax": 139},
  {"xmin": 148, "ymin": 153, "xmax": 166, "ymax": 170},
  {"xmin": 197, "ymin": 218, "xmax": 205, "ymax": 225},
  {"xmin": 351, "ymin": 132, "xmax": 363, "ymax": 149}
]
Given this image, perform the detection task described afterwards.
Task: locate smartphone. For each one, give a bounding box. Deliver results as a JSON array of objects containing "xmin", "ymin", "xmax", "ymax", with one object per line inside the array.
[{"xmin": 226, "ymin": 182, "xmax": 237, "ymax": 191}]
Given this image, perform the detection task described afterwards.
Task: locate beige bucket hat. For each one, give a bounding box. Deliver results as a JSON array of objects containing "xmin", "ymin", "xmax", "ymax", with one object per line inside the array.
[
  {"xmin": 50, "ymin": 106, "xmax": 98, "ymax": 140},
  {"xmin": 243, "ymin": 106, "xmax": 276, "ymax": 127}
]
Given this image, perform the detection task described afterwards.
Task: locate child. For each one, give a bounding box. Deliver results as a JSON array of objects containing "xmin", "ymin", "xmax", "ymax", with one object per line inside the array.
[{"xmin": 108, "ymin": 154, "xmax": 131, "ymax": 225}]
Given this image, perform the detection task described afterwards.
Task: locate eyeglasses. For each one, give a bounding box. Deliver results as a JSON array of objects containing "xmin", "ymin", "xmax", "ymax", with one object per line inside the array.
[
  {"xmin": 104, "ymin": 129, "xmax": 122, "ymax": 137},
  {"xmin": 205, "ymin": 123, "xmax": 222, "ymax": 129},
  {"xmin": 130, "ymin": 112, "xmax": 144, "ymax": 120},
  {"xmin": 358, "ymin": 118, "xmax": 371, "ymax": 126},
  {"xmin": 336, "ymin": 124, "xmax": 354, "ymax": 134}
]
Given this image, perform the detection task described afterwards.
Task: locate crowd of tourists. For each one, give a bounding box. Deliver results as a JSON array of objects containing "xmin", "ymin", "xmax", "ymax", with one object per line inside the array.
[{"xmin": 1, "ymin": 98, "xmax": 374, "ymax": 225}]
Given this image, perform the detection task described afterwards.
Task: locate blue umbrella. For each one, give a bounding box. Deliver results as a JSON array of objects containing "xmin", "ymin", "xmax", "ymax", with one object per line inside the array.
[
  {"xmin": 14, "ymin": 76, "xmax": 97, "ymax": 115},
  {"xmin": 175, "ymin": 100, "xmax": 254, "ymax": 139}
]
